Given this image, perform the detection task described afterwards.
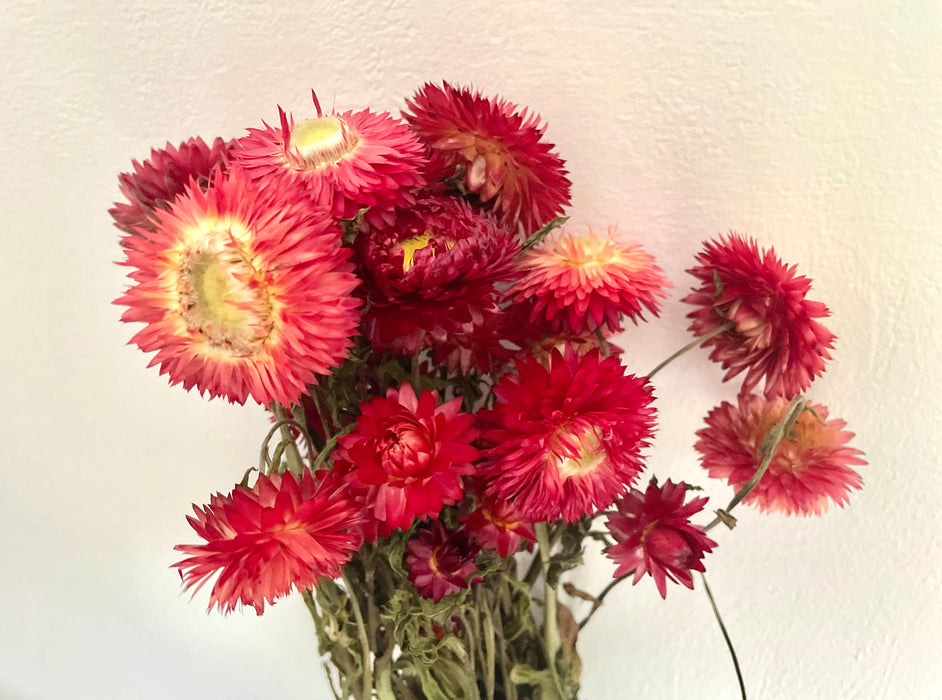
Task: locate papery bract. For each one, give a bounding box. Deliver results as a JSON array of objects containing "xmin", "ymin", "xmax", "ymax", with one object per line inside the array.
[{"xmin": 405, "ymin": 521, "xmax": 480, "ymax": 602}]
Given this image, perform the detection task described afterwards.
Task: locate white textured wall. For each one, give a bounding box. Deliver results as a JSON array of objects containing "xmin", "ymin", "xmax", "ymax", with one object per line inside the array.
[{"xmin": 2, "ymin": 1, "xmax": 940, "ymax": 698}]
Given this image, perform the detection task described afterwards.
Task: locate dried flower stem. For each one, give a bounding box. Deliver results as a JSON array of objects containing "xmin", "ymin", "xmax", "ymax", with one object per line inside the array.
[
  {"xmin": 701, "ymin": 573, "xmax": 746, "ymax": 700},
  {"xmin": 342, "ymin": 569, "xmax": 373, "ymax": 699},
  {"xmin": 646, "ymin": 324, "xmax": 731, "ymax": 379},
  {"xmin": 270, "ymin": 403, "xmax": 306, "ymax": 476},
  {"xmin": 535, "ymin": 522, "xmax": 566, "ymax": 699}
]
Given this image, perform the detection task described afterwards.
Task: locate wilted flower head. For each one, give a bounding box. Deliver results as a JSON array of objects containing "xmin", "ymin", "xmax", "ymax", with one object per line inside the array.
[
  {"xmin": 333, "ymin": 382, "xmax": 480, "ymax": 533},
  {"xmin": 115, "ymin": 168, "xmax": 360, "ymax": 405},
  {"xmin": 604, "ymin": 479, "xmax": 716, "ymax": 598},
  {"xmin": 404, "ymin": 81, "xmax": 571, "ymax": 234},
  {"xmin": 695, "ymin": 394, "xmax": 865, "ymax": 516},
  {"xmin": 683, "ymin": 233, "xmax": 836, "ymax": 399},
  {"xmin": 405, "ymin": 522, "xmax": 480, "ymax": 602},
  {"xmin": 460, "ymin": 486, "xmax": 537, "ymax": 558},
  {"xmin": 173, "ymin": 470, "xmax": 362, "ymax": 614},
  {"xmin": 480, "ymin": 346, "xmax": 656, "ymax": 522}
]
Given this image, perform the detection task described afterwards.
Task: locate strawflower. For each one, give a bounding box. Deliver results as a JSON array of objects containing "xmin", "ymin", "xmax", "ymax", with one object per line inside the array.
[
  {"xmin": 480, "ymin": 346, "xmax": 656, "ymax": 522},
  {"xmin": 173, "ymin": 470, "xmax": 362, "ymax": 614},
  {"xmin": 404, "ymin": 81, "xmax": 571, "ymax": 234},
  {"xmin": 695, "ymin": 393, "xmax": 865, "ymax": 516},
  {"xmin": 683, "ymin": 233, "xmax": 836, "ymax": 399},
  {"xmin": 405, "ymin": 522, "xmax": 480, "ymax": 602},
  {"xmin": 115, "ymin": 169, "xmax": 360, "ymax": 405},
  {"xmin": 604, "ymin": 479, "xmax": 716, "ymax": 598}
]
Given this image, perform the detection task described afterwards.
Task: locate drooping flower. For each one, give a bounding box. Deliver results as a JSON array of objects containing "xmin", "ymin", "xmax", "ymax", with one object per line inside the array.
[
  {"xmin": 115, "ymin": 169, "xmax": 361, "ymax": 406},
  {"xmin": 333, "ymin": 382, "xmax": 480, "ymax": 533},
  {"xmin": 511, "ymin": 228, "xmax": 669, "ymax": 335},
  {"xmin": 695, "ymin": 394, "xmax": 865, "ymax": 516},
  {"xmin": 404, "ymin": 81, "xmax": 571, "ymax": 234},
  {"xmin": 356, "ymin": 194, "xmax": 521, "ymax": 358},
  {"xmin": 683, "ymin": 233, "xmax": 836, "ymax": 399},
  {"xmin": 460, "ymin": 488, "xmax": 536, "ymax": 558},
  {"xmin": 233, "ymin": 95, "xmax": 426, "ymax": 225},
  {"xmin": 480, "ymin": 346, "xmax": 657, "ymax": 522},
  {"xmin": 110, "ymin": 136, "xmax": 237, "ymax": 240},
  {"xmin": 405, "ymin": 522, "xmax": 480, "ymax": 602},
  {"xmin": 604, "ymin": 479, "xmax": 716, "ymax": 598},
  {"xmin": 173, "ymin": 470, "xmax": 362, "ymax": 614}
]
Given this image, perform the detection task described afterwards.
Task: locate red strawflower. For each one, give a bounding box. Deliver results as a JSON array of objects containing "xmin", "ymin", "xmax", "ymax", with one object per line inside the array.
[
  {"xmin": 404, "ymin": 82, "xmax": 571, "ymax": 234},
  {"xmin": 683, "ymin": 233, "xmax": 836, "ymax": 399},
  {"xmin": 480, "ymin": 346, "xmax": 657, "ymax": 522},
  {"xmin": 460, "ymin": 489, "xmax": 536, "ymax": 558},
  {"xmin": 604, "ymin": 479, "xmax": 716, "ymax": 598},
  {"xmin": 333, "ymin": 382, "xmax": 480, "ymax": 533},
  {"xmin": 173, "ymin": 470, "xmax": 362, "ymax": 614},
  {"xmin": 405, "ymin": 522, "xmax": 480, "ymax": 602},
  {"xmin": 695, "ymin": 394, "xmax": 865, "ymax": 516},
  {"xmin": 115, "ymin": 169, "xmax": 360, "ymax": 406},
  {"xmin": 110, "ymin": 136, "xmax": 237, "ymax": 240},
  {"xmin": 356, "ymin": 194, "xmax": 521, "ymax": 357},
  {"xmin": 511, "ymin": 228, "xmax": 669, "ymax": 335},
  {"xmin": 233, "ymin": 95, "xmax": 426, "ymax": 225}
]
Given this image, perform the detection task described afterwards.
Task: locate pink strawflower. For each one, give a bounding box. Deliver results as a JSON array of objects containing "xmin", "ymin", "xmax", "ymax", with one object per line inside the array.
[
  {"xmin": 356, "ymin": 194, "xmax": 521, "ymax": 357},
  {"xmin": 480, "ymin": 346, "xmax": 656, "ymax": 522},
  {"xmin": 604, "ymin": 479, "xmax": 716, "ymax": 598},
  {"xmin": 511, "ymin": 228, "xmax": 669, "ymax": 335},
  {"xmin": 110, "ymin": 136, "xmax": 236, "ymax": 240},
  {"xmin": 404, "ymin": 82, "xmax": 571, "ymax": 234},
  {"xmin": 460, "ymin": 488, "xmax": 536, "ymax": 558},
  {"xmin": 333, "ymin": 382, "xmax": 480, "ymax": 533},
  {"xmin": 683, "ymin": 233, "xmax": 836, "ymax": 399},
  {"xmin": 234, "ymin": 95, "xmax": 426, "ymax": 225},
  {"xmin": 173, "ymin": 470, "xmax": 362, "ymax": 614},
  {"xmin": 695, "ymin": 394, "xmax": 865, "ymax": 516},
  {"xmin": 405, "ymin": 522, "xmax": 480, "ymax": 602},
  {"xmin": 115, "ymin": 169, "xmax": 360, "ymax": 406}
]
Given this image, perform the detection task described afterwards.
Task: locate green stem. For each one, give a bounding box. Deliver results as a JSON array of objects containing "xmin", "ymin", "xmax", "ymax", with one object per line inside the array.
[
  {"xmin": 577, "ymin": 567, "xmax": 633, "ymax": 630},
  {"xmin": 704, "ymin": 396, "xmax": 806, "ymax": 532},
  {"xmin": 270, "ymin": 403, "xmax": 305, "ymax": 476},
  {"xmin": 535, "ymin": 522, "xmax": 566, "ymax": 699},
  {"xmin": 342, "ymin": 569, "xmax": 373, "ymax": 699},
  {"xmin": 646, "ymin": 324, "xmax": 731, "ymax": 379},
  {"xmin": 701, "ymin": 573, "xmax": 746, "ymax": 700}
]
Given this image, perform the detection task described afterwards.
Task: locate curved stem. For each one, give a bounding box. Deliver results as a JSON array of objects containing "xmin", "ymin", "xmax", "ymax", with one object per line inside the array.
[
  {"xmin": 646, "ymin": 324, "xmax": 731, "ymax": 379},
  {"xmin": 577, "ymin": 568, "xmax": 633, "ymax": 630},
  {"xmin": 535, "ymin": 522, "xmax": 566, "ymax": 698},
  {"xmin": 342, "ymin": 569, "xmax": 373, "ymax": 699},
  {"xmin": 701, "ymin": 573, "xmax": 746, "ymax": 700},
  {"xmin": 270, "ymin": 403, "xmax": 305, "ymax": 476}
]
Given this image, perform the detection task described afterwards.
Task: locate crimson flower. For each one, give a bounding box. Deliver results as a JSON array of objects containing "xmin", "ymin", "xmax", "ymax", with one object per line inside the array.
[
  {"xmin": 683, "ymin": 233, "xmax": 836, "ymax": 399},
  {"xmin": 460, "ymin": 490, "xmax": 536, "ymax": 558},
  {"xmin": 405, "ymin": 522, "xmax": 480, "ymax": 602},
  {"xmin": 110, "ymin": 136, "xmax": 236, "ymax": 240},
  {"xmin": 173, "ymin": 470, "xmax": 362, "ymax": 614},
  {"xmin": 115, "ymin": 169, "xmax": 361, "ymax": 406},
  {"xmin": 604, "ymin": 479, "xmax": 716, "ymax": 598},
  {"xmin": 480, "ymin": 346, "xmax": 656, "ymax": 522},
  {"xmin": 695, "ymin": 394, "xmax": 865, "ymax": 516},
  {"xmin": 511, "ymin": 228, "xmax": 669, "ymax": 335},
  {"xmin": 233, "ymin": 95, "xmax": 426, "ymax": 225},
  {"xmin": 404, "ymin": 81, "xmax": 571, "ymax": 234},
  {"xmin": 333, "ymin": 382, "xmax": 480, "ymax": 533}
]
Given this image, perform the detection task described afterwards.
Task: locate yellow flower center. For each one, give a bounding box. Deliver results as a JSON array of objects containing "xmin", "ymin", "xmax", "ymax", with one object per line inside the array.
[
  {"xmin": 289, "ymin": 115, "xmax": 356, "ymax": 169},
  {"xmin": 398, "ymin": 232, "xmax": 455, "ymax": 273},
  {"xmin": 551, "ymin": 424, "xmax": 607, "ymax": 479},
  {"xmin": 177, "ymin": 230, "xmax": 274, "ymax": 355}
]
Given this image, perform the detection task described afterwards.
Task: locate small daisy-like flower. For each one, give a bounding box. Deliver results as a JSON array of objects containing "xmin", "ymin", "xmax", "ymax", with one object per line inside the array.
[
  {"xmin": 460, "ymin": 488, "xmax": 536, "ymax": 558},
  {"xmin": 511, "ymin": 228, "xmax": 669, "ymax": 335},
  {"xmin": 233, "ymin": 94, "xmax": 426, "ymax": 224},
  {"xmin": 604, "ymin": 479, "xmax": 716, "ymax": 599},
  {"xmin": 683, "ymin": 233, "xmax": 836, "ymax": 399},
  {"xmin": 110, "ymin": 136, "xmax": 236, "ymax": 240},
  {"xmin": 173, "ymin": 470, "xmax": 362, "ymax": 615},
  {"xmin": 115, "ymin": 169, "xmax": 360, "ymax": 405},
  {"xmin": 356, "ymin": 195, "xmax": 521, "ymax": 357},
  {"xmin": 480, "ymin": 346, "xmax": 656, "ymax": 522},
  {"xmin": 695, "ymin": 394, "xmax": 865, "ymax": 516},
  {"xmin": 333, "ymin": 382, "xmax": 480, "ymax": 533},
  {"xmin": 404, "ymin": 81, "xmax": 571, "ymax": 234},
  {"xmin": 405, "ymin": 522, "xmax": 480, "ymax": 602}
]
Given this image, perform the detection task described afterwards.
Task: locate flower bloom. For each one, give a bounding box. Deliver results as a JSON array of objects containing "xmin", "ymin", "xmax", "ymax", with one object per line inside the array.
[
  {"xmin": 405, "ymin": 522, "xmax": 480, "ymax": 602},
  {"xmin": 404, "ymin": 81, "xmax": 571, "ymax": 234},
  {"xmin": 233, "ymin": 95, "xmax": 426, "ymax": 225},
  {"xmin": 511, "ymin": 228, "xmax": 669, "ymax": 335},
  {"xmin": 356, "ymin": 195, "xmax": 521, "ymax": 360},
  {"xmin": 333, "ymin": 382, "xmax": 480, "ymax": 533},
  {"xmin": 695, "ymin": 394, "xmax": 865, "ymax": 516},
  {"xmin": 115, "ymin": 169, "xmax": 361, "ymax": 405},
  {"xmin": 110, "ymin": 136, "xmax": 236, "ymax": 240},
  {"xmin": 460, "ymin": 488, "xmax": 536, "ymax": 558},
  {"xmin": 480, "ymin": 346, "xmax": 656, "ymax": 522},
  {"xmin": 683, "ymin": 233, "xmax": 836, "ymax": 399},
  {"xmin": 604, "ymin": 479, "xmax": 716, "ymax": 598},
  {"xmin": 173, "ymin": 470, "xmax": 362, "ymax": 614}
]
